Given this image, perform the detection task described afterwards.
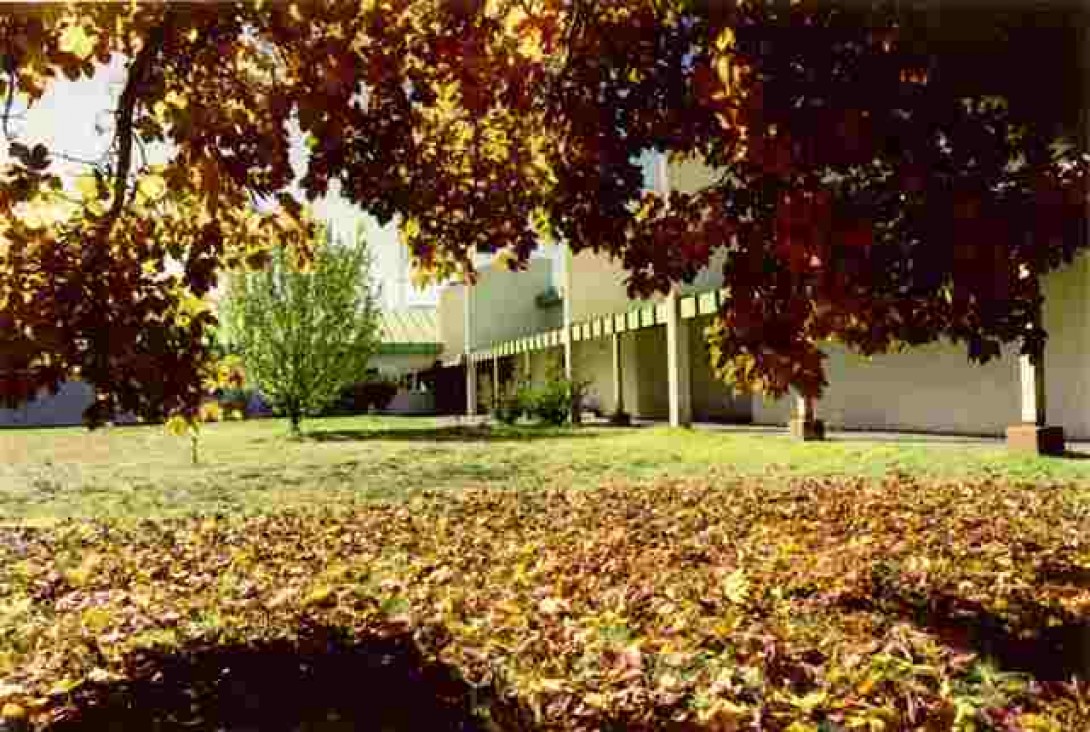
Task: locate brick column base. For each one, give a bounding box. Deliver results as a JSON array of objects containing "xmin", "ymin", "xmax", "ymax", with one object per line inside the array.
[
  {"xmin": 789, "ymin": 418, "xmax": 826, "ymax": 441},
  {"xmin": 1005, "ymin": 424, "xmax": 1065, "ymax": 456}
]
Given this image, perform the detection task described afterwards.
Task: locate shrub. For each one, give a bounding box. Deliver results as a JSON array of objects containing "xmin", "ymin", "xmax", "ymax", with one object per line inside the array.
[
  {"xmin": 493, "ymin": 382, "xmax": 533, "ymax": 425},
  {"xmin": 524, "ymin": 377, "xmax": 589, "ymax": 426}
]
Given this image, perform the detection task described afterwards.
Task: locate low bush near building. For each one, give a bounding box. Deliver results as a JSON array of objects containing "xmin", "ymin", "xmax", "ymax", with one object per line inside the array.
[{"xmin": 518, "ymin": 377, "xmax": 589, "ymax": 426}]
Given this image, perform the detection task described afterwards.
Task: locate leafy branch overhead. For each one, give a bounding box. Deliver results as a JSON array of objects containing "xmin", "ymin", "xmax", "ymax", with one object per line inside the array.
[{"xmin": 1, "ymin": 1, "xmax": 1088, "ymax": 420}]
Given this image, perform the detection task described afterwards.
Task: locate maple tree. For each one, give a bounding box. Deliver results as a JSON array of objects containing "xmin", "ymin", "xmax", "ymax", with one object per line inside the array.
[{"xmin": 1, "ymin": 1, "xmax": 1088, "ymax": 422}]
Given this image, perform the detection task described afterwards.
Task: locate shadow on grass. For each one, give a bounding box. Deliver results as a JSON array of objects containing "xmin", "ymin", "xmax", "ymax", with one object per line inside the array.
[
  {"xmin": 303, "ymin": 425, "xmax": 593, "ymax": 444},
  {"xmin": 47, "ymin": 624, "xmax": 534, "ymax": 731}
]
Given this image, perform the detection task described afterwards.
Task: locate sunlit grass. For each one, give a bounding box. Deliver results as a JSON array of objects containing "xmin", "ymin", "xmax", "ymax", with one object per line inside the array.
[{"xmin": 2, "ymin": 415, "xmax": 1089, "ymax": 521}]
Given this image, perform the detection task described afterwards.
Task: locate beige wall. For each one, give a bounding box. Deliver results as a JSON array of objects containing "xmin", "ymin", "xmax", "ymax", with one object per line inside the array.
[
  {"xmin": 569, "ymin": 250, "xmax": 645, "ymax": 322},
  {"xmin": 752, "ymin": 341, "xmax": 1021, "ymax": 436},
  {"xmin": 472, "ymin": 258, "xmax": 559, "ymax": 349},
  {"xmin": 437, "ymin": 285, "xmax": 465, "ymax": 357},
  {"xmin": 568, "ymin": 326, "xmax": 669, "ymax": 420},
  {"xmin": 437, "ymin": 258, "xmax": 561, "ymax": 357},
  {"xmin": 632, "ymin": 327, "xmax": 670, "ymax": 419},
  {"xmin": 1043, "ymin": 252, "xmax": 1090, "ymax": 438},
  {"xmin": 572, "ymin": 337, "xmax": 613, "ymax": 414},
  {"xmin": 750, "ymin": 254, "xmax": 1090, "ymax": 439}
]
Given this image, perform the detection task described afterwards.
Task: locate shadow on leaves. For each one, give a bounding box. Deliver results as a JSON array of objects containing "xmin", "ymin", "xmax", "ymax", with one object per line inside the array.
[
  {"xmin": 46, "ymin": 625, "xmax": 533, "ymax": 731},
  {"xmin": 845, "ymin": 576, "xmax": 1090, "ymax": 682}
]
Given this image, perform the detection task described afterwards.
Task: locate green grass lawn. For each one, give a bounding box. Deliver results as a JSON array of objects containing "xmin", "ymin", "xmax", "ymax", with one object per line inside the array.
[
  {"xmin": 3, "ymin": 415, "xmax": 1090, "ymax": 521},
  {"xmin": 4, "ymin": 417, "xmax": 1090, "ymax": 729}
]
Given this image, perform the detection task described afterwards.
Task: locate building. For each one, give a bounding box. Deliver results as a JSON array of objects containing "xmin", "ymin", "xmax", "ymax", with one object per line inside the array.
[{"xmin": 419, "ymin": 153, "xmax": 1090, "ymax": 454}]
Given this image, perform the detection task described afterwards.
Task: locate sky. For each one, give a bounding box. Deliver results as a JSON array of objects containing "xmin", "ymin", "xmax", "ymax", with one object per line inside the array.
[{"xmin": 8, "ymin": 57, "xmax": 437, "ymax": 310}]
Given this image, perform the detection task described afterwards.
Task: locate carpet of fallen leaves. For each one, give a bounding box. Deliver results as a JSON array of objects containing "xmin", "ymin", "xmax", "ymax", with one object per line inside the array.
[{"xmin": 3, "ymin": 475, "xmax": 1090, "ymax": 730}]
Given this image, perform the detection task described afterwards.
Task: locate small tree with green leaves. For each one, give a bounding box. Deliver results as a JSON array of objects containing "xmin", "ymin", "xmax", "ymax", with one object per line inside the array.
[{"xmin": 222, "ymin": 228, "xmax": 380, "ymax": 435}]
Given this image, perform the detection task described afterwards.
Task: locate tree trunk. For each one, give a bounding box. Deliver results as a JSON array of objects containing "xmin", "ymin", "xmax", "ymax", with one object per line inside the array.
[{"xmin": 289, "ymin": 408, "xmax": 302, "ymax": 436}]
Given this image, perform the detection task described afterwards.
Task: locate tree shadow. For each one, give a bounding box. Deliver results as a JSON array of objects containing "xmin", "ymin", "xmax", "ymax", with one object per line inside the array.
[
  {"xmin": 303, "ymin": 425, "xmax": 594, "ymax": 444},
  {"xmin": 842, "ymin": 573, "xmax": 1090, "ymax": 682},
  {"xmin": 46, "ymin": 624, "xmax": 534, "ymax": 731}
]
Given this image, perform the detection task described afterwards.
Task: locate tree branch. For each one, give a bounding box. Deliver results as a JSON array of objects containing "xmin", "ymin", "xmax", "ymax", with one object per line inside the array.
[
  {"xmin": 101, "ymin": 14, "xmax": 172, "ymax": 239},
  {"xmin": 2, "ymin": 68, "xmax": 16, "ymax": 140}
]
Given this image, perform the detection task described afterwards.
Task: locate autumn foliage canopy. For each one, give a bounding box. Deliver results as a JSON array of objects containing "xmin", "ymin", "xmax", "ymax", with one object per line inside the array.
[{"xmin": 1, "ymin": 1, "xmax": 1088, "ymax": 422}]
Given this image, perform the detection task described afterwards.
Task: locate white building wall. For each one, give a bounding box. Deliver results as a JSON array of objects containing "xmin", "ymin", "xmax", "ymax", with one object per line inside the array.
[
  {"xmin": 752, "ymin": 342, "xmax": 1020, "ymax": 436},
  {"xmin": 633, "ymin": 327, "xmax": 670, "ymax": 420},
  {"xmin": 1043, "ymin": 252, "xmax": 1090, "ymax": 439},
  {"xmin": 751, "ymin": 253, "xmax": 1090, "ymax": 439}
]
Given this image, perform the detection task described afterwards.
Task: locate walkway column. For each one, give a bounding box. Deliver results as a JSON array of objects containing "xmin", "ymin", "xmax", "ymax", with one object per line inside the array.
[
  {"xmin": 657, "ymin": 151, "xmax": 691, "ymax": 428},
  {"xmin": 561, "ymin": 241, "xmax": 579, "ymax": 423},
  {"xmin": 609, "ymin": 331, "xmax": 630, "ymax": 425},
  {"xmin": 665, "ymin": 288, "xmax": 692, "ymax": 428},
  {"xmin": 492, "ymin": 354, "xmax": 500, "ymax": 412},
  {"xmin": 465, "ymin": 357, "xmax": 477, "ymax": 417},
  {"xmin": 789, "ymin": 393, "xmax": 825, "ymax": 441},
  {"xmin": 1006, "ymin": 350, "xmax": 1065, "ymax": 455},
  {"xmin": 464, "ymin": 283, "xmax": 476, "ymax": 417},
  {"xmin": 523, "ymin": 350, "xmax": 532, "ymax": 383},
  {"xmin": 562, "ymin": 242, "xmax": 574, "ymax": 382}
]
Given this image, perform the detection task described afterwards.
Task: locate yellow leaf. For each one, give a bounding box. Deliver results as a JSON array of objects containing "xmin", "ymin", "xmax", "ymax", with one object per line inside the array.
[
  {"xmin": 304, "ymin": 585, "xmax": 336, "ymax": 607},
  {"xmin": 59, "ymin": 24, "xmax": 96, "ymax": 60},
  {"xmin": 165, "ymin": 414, "xmax": 192, "ymax": 437},
  {"xmin": 401, "ymin": 217, "xmax": 421, "ymax": 242},
  {"xmin": 722, "ymin": 567, "xmax": 750, "ymax": 604},
  {"xmin": 80, "ymin": 607, "xmax": 112, "ymax": 633},
  {"xmin": 75, "ymin": 173, "xmax": 99, "ymax": 201},
  {"xmin": 137, "ymin": 173, "xmax": 168, "ymax": 202},
  {"xmin": 1, "ymin": 702, "xmax": 26, "ymax": 721},
  {"xmin": 164, "ymin": 90, "xmax": 188, "ymax": 110},
  {"xmin": 715, "ymin": 28, "xmax": 735, "ymax": 53},
  {"xmin": 538, "ymin": 678, "xmax": 565, "ymax": 693},
  {"xmin": 267, "ymin": 587, "xmax": 297, "ymax": 609},
  {"xmin": 584, "ymin": 692, "xmax": 607, "ymax": 708}
]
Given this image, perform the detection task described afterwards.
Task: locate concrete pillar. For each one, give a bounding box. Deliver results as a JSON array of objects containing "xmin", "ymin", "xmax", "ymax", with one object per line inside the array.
[
  {"xmin": 523, "ymin": 350, "xmax": 532, "ymax": 383},
  {"xmin": 464, "ymin": 355, "xmax": 477, "ymax": 413},
  {"xmin": 789, "ymin": 393, "xmax": 825, "ymax": 441},
  {"xmin": 492, "ymin": 354, "xmax": 500, "ymax": 411},
  {"xmin": 665, "ymin": 289, "xmax": 692, "ymax": 428},
  {"xmin": 560, "ymin": 241, "xmax": 579, "ymax": 423},
  {"xmin": 1006, "ymin": 350, "xmax": 1065, "ymax": 455},
  {"xmin": 561, "ymin": 243, "xmax": 574, "ymax": 382},
  {"xmin": 609, "ymin": 331, "xmax": 631, "ymax": 425},
  {"xmin": 464, "ymin": 283, "xmax": 476, "ymax": 417},
  {"xmin": 658, "ymin": 151, "xmax": 691, "ymax": 428}
]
